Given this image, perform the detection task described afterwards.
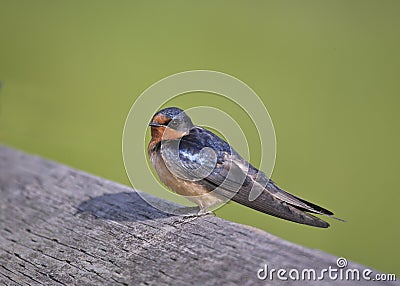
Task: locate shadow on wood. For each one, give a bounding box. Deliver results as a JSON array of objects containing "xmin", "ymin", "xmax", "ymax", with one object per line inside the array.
[{"xmin": 77, "ymin": 192, "xmax": 174, "ymax": 222}]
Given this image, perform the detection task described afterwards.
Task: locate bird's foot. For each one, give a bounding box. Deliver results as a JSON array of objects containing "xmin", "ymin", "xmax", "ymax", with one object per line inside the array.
[
  {"xmin": 175, "ymin": 207, "xmax": 214, "ymax": 219},
  {"xmin": 197, "ymin": 209, "xmax": 214, "ymax": 217},
  {"xmin": 173, "ymin": 206, "xmax": 201, "ymax": 216},
  {"xmin": 172, "ymin": 207, "xmax": 214, "ymax": 225}
]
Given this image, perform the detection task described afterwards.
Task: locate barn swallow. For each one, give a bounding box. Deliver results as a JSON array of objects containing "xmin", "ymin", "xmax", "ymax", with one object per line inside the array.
[{"xmin": 148, "ymin": 107, "xmax": 341, "ymax": 228}]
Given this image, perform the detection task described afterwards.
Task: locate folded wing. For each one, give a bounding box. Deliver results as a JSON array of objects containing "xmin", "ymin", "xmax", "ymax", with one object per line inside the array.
[{"xmin": 161, "ymin": 127, "xmax": 336, "ymax": 228}]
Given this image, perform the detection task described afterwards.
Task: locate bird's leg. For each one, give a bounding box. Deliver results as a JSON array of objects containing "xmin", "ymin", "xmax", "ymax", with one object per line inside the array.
[
  {"xmin": 173, "ymin": 206, "xmax": 201, "ymax": 216},
  {"xmin": 197, "ymin": 207, "xmax": 214, "ymax": 216},
  {"xmin": 173, "ymin": 205, "xmax": 214, "ymax": 219},
  {"xmin": 171, "ymin": 205, "xmax": 215, "ymax": 226}
]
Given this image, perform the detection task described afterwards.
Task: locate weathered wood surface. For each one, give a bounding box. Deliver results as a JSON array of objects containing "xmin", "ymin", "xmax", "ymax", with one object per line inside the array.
[{"xmin": 0, "ymin": 145, "xmax": 397, "ymax": 286}]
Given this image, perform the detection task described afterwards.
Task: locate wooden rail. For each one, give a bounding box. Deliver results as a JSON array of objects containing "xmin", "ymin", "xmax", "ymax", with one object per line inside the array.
[{"xmin": 0, "ymin": 145, "xmax": 397, "ymax": 285}]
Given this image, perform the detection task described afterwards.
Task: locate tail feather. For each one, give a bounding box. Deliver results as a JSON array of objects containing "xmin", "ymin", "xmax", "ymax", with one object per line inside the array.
[{"xmin": 222, "ymin": 187, "xmax": 331, "ymax": 228}]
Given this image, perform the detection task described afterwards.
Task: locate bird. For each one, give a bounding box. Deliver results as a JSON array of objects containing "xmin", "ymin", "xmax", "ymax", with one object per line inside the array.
[{"xmin": 148, "ymin": 107, "xmax": 342, "ymax": 228}]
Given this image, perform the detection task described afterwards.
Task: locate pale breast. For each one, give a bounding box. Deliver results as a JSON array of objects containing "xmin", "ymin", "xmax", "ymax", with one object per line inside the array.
[{"xmin": 149, "ymin": 150, "xmax": 224, "ymax": 210}]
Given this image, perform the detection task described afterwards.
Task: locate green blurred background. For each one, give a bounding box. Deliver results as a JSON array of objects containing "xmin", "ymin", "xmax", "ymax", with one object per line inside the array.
[{"xmin": 1, "ymin": 0, "xmax": 399, "ymax": 275}]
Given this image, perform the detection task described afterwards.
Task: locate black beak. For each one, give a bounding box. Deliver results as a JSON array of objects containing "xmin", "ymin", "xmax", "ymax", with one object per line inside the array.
[{"xmin": 149, "ymin": 122, "xmax": 163, "ymax": 127}]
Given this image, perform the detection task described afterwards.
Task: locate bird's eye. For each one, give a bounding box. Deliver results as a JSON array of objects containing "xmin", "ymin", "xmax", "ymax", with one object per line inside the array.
[{"xmin": 169, "ymin": 120, "xmax": 178, "ymax": 127}]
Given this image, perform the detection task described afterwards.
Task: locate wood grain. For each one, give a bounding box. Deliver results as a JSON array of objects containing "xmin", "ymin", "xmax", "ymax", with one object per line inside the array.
[{"xmin": 0, "ymin": 145, "xmax": 397, "ymax": 285}]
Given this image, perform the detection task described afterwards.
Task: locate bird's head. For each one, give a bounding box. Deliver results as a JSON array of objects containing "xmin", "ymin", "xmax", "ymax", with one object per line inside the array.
[{"xmin": 149, "ymin": 107, "xmax": 194, "ymax": 141}]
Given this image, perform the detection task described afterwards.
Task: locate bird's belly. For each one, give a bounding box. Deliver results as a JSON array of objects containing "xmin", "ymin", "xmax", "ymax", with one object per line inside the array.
[{"xmin": 150, "ymin": 151, "xmax": 224, "ymax": 210}]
